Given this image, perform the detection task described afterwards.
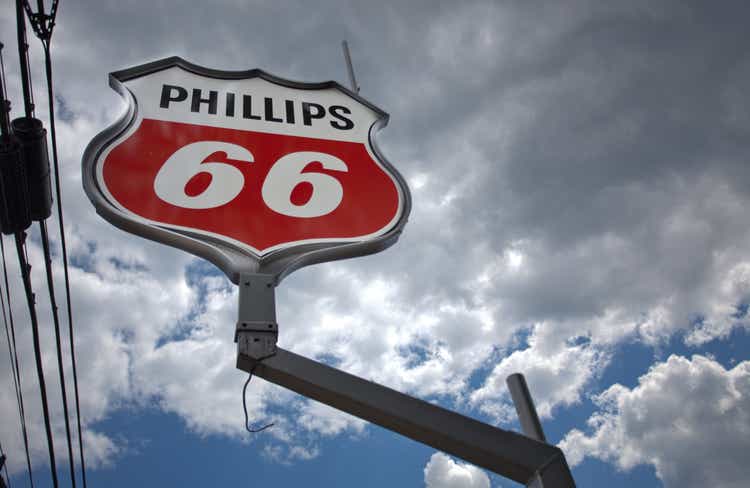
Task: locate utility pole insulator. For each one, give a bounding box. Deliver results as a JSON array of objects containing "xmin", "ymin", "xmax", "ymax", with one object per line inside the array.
[
  {"xmin": 11, "ymin": 117, "xmax": 53, "ymax": 221},
  {"xmin": 0, "ymin": 136, "xmax": 32, "ymax": 234}
]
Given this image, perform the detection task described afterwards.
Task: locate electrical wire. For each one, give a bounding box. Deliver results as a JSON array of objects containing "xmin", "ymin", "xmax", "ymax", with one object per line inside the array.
[
  {"xmin": 22, "ymin": 3, "xmax": 88, "ymax": 486},
  {"xmin": 14, "ymin": 2, "xmax": 61, "ymax": 485},
  {"xmin": 243, "ymin": 365, "xmax": 274, "ymax": 433},
  {"xmin": 22, "ymin": 0, "xmax": 58, "ymax": 41},
  {"xmin": 0, "ymin": 45, "xmax": 11, "ymax": 134},
  {"xmin": 39, "ymin": 221, "xmax": 76, "ymax": 488},
  {"xmin": 0, "ymin": 237, "xmax": 34, "ymax": 488},
  {"xmin": 15, "ymin": 0, "xmax": 35, "ymax": 118},
  {"xmin": 0, "ymin": 264, "xmax": 19, "ymax": 488},
  {"xmin": 1, "ymin": 440, "xmax": 12, "ymax": 488},
  {"xmin": 41, "ymin": 39, "xmax": 88, "ymax": 488},
  {"xmin": 14, "ymin": 233, "xmax": 58, "ymax": 488}
]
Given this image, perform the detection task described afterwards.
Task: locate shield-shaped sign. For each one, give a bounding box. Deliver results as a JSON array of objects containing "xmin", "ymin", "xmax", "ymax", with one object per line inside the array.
[{"xmin": 83, "ymin": 57, "xmax": 411, "ymax": 283}]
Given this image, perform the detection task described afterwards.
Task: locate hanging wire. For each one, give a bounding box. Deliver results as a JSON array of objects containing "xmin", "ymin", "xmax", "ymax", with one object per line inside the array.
[
  {"xmin": 15, "ymin": 233, "xmax": 59, "ymax": 488},
  {"xmin": 22, "ymin": 2, "xmax": 88, "ymax": 486},
  {"xmin": 39, "ymin": 221, "xmax": 76, "ymax": 488},
  {"xmin": 0, "ymin": 44, "xmax": 11, "ymax": 134},
  {"xmin": 0, "ymin": 237, "xmax": 34, "ymax": 488},
  {"xmin": 0, "ymin": 264, "xmax": 20, "ymax": 488},
  {"xmin": 243, "ymin": 365, "xmax": 274, "ymax": 433},
  {"xmin": 1, "ymin": 441, "xmax": 12, "ymax": 488},
  {"xmin": 13, "ymin": 1, "xmax": 60, "ymax": 485},
  {"xmin": 15, "ymin": 0, "xmax": 35, "ymax": 118}
]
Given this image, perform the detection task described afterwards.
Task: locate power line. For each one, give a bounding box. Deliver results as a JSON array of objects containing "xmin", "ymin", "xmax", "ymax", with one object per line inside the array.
[
  {"xmin": 15, "ymin": 0, "xmax": 34, "ymax": 118},
  {"xmin": 13, "ymin": 1, "xmax": 58, "ymax": 486},
  {"xmin": 14, "ymin": 232, "xmax": 58, "ymax": 488},
  {"xmin": 23, "ymin": 1, "xmax": 88, "ymax": 486},
  {"xmin": 0, "ymin": 45, "xmax": 10, "ymax": 135},
  {"xmin": 0, "ymin": 248, "xmax": 21, "ymax": 487},
  {"xmin": 39, "ymin": 220, "xmax": 76, "ymax": 488},
  {"xmin": 41, "ymin": 39, "xmax": 88, "ymax": 488},
  {"xmin": 17, "ymin": 2, "xmax": 88, "ymax": 487},
  {"xmin": 0, "ymin": 42, "xmax": 35, "ymax": 488},
  {"xmin": 5, "ymin": 3, "xmax": 85, "ymax": 486},
  {"xmin": 1, "ymin": 440, "xmax": 11, "ymax": 488},
  {"xmin": 0, "ymin": 236, "xmax": 34, "ymax": 488}
]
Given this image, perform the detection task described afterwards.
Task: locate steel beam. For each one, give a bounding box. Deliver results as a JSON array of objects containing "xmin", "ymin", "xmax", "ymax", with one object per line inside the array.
[
  {"xmin": 507, "ymin": 373, "xmax": 547, "ymax": 442},
  {"xmin": 237, "ymin": 348, "xmax": 575, "ymax": 487}
]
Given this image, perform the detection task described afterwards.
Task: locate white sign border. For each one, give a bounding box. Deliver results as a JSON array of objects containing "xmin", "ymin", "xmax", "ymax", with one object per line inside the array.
[{"xmin": 82, "ymin": 57, "xmax": 411, "ymax": 284}]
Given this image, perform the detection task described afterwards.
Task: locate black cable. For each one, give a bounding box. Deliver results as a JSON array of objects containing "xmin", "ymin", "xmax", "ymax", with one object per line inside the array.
[
  {"xmin": 0, "ymin": 45, "xmax": 11, "ymax": 135},
  {"xmin": 0, "ymin": 239, "xmax": 34, "ymax": 487},
  {"xmin": 39, "ymin": 221, "xmax": 76, "ymax": 488},
  {"xmin": 42, "ymin": 42, "xmax": 87, "ymax": 488},
  {"xmin": 38, "ymin": 11, "xmax": 89, "ymax": 488},
  {"xmin": 23, "ymin": 3, "xmax": 88, "ymax": 486},
  {"xmin": 22, "ymin": 1, "xmax": 57, "ymax": 42},
  {"xmin": 16, "ymin": 0, "xmax": 35, "ymax": 118},
  {"xmin": 1, "ymin": 286, "xmax": 18, "ymax": 488},
  {"xmin": 14, "ymin": 233, "xmax": 58, "ymax": 488},
  {"xmin": 22, "ymin": 1, "xmax": 43, "ymax": 40},
  {"xmin": 243, "ymin": 365, "xmax": 274, "ymax": 433},
  {"xmin": 0, "ymin": 237, "xmax": 34, "ymax": 488},
  {"xmin": 0, "ymin": 441, "xmax": 11, "ymax": 488}
]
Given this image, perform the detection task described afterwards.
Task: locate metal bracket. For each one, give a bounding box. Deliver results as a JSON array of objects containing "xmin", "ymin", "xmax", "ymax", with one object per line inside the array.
[
  {"xmin": 238, "ymin": 348, "xmax": 576, "ymax": 487},
  {"xmin": 235, "ymin": 273, "xmax": 278, "ymax": 360}
]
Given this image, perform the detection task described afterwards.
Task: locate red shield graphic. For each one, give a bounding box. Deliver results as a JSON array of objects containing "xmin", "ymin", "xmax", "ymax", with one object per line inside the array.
[{"xmin": 83, "ymin": 58, "xmax": 410, "ymax": 282}]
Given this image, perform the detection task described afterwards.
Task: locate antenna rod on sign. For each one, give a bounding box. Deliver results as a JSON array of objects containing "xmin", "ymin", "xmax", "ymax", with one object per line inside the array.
[{"xmin": 341, "ymin": 40, "xmax": 360, "ymax": 93}]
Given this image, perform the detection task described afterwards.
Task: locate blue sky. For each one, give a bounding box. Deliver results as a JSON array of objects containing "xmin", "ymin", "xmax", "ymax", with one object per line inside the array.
[{"xmin": 2, "ymin": 1, "xmax": 750, "ymax": 487}]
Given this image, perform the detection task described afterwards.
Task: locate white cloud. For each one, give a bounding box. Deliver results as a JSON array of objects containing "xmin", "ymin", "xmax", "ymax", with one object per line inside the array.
[
  {"xmin": 560, "ymin": 355, "xmax": 750, "ymax": 488},
  {"xmin": 297, "ymin": 401, "xmax": 366, "ymax": 437},
  {"xmin": 81, "ymin": 430, "xmax": 120, "ymax": 469},
  {"xmin": 470, "ymin": 324, "xmax": 606, "ymax": 422},
  {"xmin": 278, "ymin": 268, "xmax": 502, "ymax": 400},
  {"xmin": 2, "ymin": 0, "xmax": 750, "ymax": 484},
  {"xmin": 685, "ymin": 260, "xmax": 750, "ymax": 345},
  {"xmin": 424, "ymin": 452, "xmax": 490, "ymax": 488}
]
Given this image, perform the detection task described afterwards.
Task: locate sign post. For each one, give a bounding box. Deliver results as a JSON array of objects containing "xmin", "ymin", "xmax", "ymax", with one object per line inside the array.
[{"xmin": 83, "ymin": 57, "xmax": 575, "ymax": 487}]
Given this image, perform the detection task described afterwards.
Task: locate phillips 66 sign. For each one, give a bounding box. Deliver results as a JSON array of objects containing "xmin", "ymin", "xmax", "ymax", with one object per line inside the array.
[{"xmin": 83, "ymin": 57, "xmax": 411, "ymax": 282}]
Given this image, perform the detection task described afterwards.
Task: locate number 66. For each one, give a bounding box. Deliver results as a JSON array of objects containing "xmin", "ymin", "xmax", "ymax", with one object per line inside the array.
[{"xmin": 153, "ymin": 141, "xmax": 348, "ymax": 218}]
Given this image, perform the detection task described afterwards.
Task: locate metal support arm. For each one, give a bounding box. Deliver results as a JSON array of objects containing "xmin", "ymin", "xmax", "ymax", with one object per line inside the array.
[
  {"xmin": 234, "ymin": 273, "xmax": 278, "ymax": 360},
  {"xmin": 237, "ymin": 348, "xmax": 575, "ymax": 487},
  {"xmin": 507, "ymin": 373, "xmax": 547, "ymax": 443}
]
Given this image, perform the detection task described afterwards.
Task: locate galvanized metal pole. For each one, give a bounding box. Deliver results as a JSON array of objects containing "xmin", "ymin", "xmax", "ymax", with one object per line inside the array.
[
  {"xmin": 341, "ymin": 41, "xmax": 360, "ymax": 93},
  {"xmin": 506, "ymin": 373, "xmax": 547, "ymax": 442},
  {"xmin": 237, "ymin": 348, "xmax": 575, "ymax": 487}
]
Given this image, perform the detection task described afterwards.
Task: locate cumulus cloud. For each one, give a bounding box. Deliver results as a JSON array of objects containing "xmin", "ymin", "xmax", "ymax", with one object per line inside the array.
[
  {"xmin": 470, "ymin": 324, "xmax": 607, "ymax": 422},
  {"xmin": 1, "ymin": 0, "xmax": 750, "ymax": 482},
  {"xmin": 560, "ymin": 355, "xmax": 750, "ymax": 488},
  {"xmin": 424, "ymin": 453, "xmax": 490, "ymax": 488}
]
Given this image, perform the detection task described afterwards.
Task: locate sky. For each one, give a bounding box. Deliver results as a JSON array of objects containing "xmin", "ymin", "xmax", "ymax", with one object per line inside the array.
[{"xmin": 1, "ymin": 1, "xmax": 749, "ymax": 487}]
